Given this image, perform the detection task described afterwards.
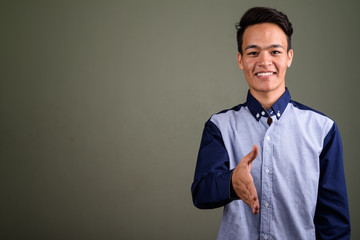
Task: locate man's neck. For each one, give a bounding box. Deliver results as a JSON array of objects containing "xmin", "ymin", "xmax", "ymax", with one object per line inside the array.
[{"xmin": 250, "ymin": 88, "xmax": 286, "ymax": 111}]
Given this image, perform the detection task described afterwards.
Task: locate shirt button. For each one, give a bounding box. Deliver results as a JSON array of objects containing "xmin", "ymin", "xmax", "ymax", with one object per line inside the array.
[
  {"xmin": 277, "ymin": 112, "xmax": 281, "ymax": 117},
  {"xmin": 264, "ymin": 235, "xmax": 268, "ymax": 240},
  {"xmin": 256, "ymin": 113, "xmax": 260, "ymax": 118},
  {"xmin": 265, "ymin": 169, "xmax": 270, "ymax": 173},
  {"xmin": 264, "ymin": 202, "xmax": 269, "ymax": 207},
  {"xmin": 266, "ymin": 136, "xmax": 271, "ymax": 141},
  {"xmin": 261, "ymin": 111, "xmax": 265, "ymax": 116}
]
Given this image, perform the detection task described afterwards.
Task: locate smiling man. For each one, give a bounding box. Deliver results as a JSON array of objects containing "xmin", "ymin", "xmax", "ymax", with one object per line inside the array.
[{"xmin": 191, "ymin": 7, "xmax": 350, "ymax": 239}]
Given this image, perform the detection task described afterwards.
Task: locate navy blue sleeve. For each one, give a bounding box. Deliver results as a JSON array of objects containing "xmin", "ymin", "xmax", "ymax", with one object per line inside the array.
[
  {"xmin": 314, "ymin": 123, "xmax": 351, "ymax": 239},
  {"xmin": 191, "ymin": 119, "xmax": 236, "ymax": 209}
]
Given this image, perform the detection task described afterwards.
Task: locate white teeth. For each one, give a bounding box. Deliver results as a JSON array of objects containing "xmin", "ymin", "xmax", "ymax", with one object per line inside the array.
[{"xmin": 257, "ymin": 72, "xmax": 274, "ymax": 76}]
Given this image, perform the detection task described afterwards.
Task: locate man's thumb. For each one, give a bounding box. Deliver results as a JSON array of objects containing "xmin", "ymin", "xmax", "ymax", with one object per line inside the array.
[{"xmin": 244, "ymin": 145, "xmax": 259, "ymax": 165}]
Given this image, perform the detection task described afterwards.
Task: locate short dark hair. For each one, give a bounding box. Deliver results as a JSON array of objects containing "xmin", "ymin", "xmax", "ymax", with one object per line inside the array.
[{"xmin": 236, "ymin": 7, "xmax": 293, "ymax": 55}]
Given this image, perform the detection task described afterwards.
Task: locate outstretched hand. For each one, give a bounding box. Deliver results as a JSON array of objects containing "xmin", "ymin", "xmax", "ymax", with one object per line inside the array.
[{"xmin": 231, "ymin": 145, "xmax": 259, "ymax": 215}]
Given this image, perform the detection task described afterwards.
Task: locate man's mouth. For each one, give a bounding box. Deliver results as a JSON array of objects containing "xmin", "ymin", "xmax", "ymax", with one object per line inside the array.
[{"xmin": 256, "ymin": 72, "xmax": 275, "ymax": 77}]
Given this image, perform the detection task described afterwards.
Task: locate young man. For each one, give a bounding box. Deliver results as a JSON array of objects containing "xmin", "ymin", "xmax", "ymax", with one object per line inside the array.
[{"xmin": 191, "ymin": 7, "xmax": 350, "ymax": 239}]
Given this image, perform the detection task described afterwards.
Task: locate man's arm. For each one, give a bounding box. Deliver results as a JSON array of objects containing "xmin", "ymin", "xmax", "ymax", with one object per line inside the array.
[
  {"xmin": 191, "ymin": 120, "xmax": 234, "ymax": 209},
  {"xmin": 191, "ymin": 119, "xmax": 259, "ymax": 213},
  {"xmin": 314, "ymin": 123, "xmax": 351, "ymax": 239}
]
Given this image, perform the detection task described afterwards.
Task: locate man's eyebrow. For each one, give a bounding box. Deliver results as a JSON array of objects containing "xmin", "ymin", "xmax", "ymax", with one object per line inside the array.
[
  {"xmin": 244, "ymin": 44, "xmax": 284, "ymax": 51},
  {"xmin": 244, "ymin": 45, "xmax": 260, "ymax": 51},
  {"xmin": 268, "ymin": 44, "xmax": 284, "ymax": 49}
]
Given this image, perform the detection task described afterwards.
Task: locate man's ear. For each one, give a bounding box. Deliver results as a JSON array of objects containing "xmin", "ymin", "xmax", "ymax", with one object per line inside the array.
[
  {"xmin": 237, "ymin": 53, "xmax": 244, "ymax": 70},
  {"xmin": 287, "ymin": 49, "xmax": 294, "ymax": 67}
]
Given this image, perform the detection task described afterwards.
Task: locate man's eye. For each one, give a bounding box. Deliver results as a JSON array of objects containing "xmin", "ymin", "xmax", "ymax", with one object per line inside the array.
[
  {"xmin": 248, "ymin": 52, "xmax": 258, "ymax": 56},
  {"xmin": 272, "ymin": 51, "xmax": 281, "ymax": 54}
]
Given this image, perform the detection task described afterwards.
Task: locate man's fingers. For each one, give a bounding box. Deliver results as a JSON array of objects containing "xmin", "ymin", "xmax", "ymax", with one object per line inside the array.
[
  {"xmin": 248, "ymin": 180, "xmax": 259, "ymax": 215},
  {"xmin": 248, "ymin": 145, "xmax": 259, "ymax": 214},
  {"xmin": 239, "ymin": 185, "xmax": 259, "ymax": 215},
  {"xmin": 251, "ymin": 194, "xmax": 259, "ymax": 215},
  {"xmin": 238, "ymin": 175, "xmax": 259, "ymax": 215}
]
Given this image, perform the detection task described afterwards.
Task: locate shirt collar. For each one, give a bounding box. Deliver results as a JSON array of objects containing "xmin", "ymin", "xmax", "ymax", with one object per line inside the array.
[{"xmin": 245, "ymin": 88, "xmax": 291, "ymax": 121}]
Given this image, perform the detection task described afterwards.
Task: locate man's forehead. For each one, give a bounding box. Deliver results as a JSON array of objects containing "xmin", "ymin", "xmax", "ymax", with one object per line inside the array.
[
  {"xmin": 242, "ymin": 23, "xmax": 288, "ymax": 50},
  {"xmin": 243, "ymin": 23, "xmax": 287, "ymax": 38}
]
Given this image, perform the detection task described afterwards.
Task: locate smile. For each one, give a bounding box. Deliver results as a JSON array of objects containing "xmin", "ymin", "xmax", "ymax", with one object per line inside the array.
[{"xmin": 256, "ymin": 72, "xmax": 275, "ymax": 77}]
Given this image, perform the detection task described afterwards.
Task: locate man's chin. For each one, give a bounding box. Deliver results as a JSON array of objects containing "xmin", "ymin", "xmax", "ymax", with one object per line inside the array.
[
  {"xmin": 253, "ymin": 86, "xmax": 275, "ymax": 93},
  {"xmin": 251, "ymin": 85, "xmax": 285, "ymax": 94}
]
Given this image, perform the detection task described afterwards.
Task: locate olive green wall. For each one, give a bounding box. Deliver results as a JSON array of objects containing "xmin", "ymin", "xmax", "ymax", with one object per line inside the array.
[{"xmin": 1, "ymin": 0, "xmax": 359, "ymax": 239}]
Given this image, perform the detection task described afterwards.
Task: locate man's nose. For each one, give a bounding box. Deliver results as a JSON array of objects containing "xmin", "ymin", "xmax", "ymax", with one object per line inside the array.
[{"xmin": 257, "ymin": 52, "xmax": 272, "ymax": 67}]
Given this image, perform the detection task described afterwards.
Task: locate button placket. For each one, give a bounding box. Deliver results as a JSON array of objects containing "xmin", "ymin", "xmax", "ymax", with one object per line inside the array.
[{"xmin": 260, "ymin": 128, "xmax": 273, "ymax": 240}]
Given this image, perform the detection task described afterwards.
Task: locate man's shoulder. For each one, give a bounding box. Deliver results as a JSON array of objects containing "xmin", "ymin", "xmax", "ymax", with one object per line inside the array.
[
  {"xmin": 290, "ymin": 100, "xmax": 327, "ymax": 117},
  {"xmin": 216, "ymin": 103, "xmax": 245, "ymax": 115},
  {"xmin": 289, "ymin": 100, "xmax": 336, "ymax": 135},
  {"xmin": 210, "ymin": 103, "xmax": 245, "ymax": 120},
  {"xmin": 207, "ymin": 103, "xmax": 250, "ymax": 129},
  {"xmin": 289, "ymin": 100, "xmax": 335, "ymax": 123}
]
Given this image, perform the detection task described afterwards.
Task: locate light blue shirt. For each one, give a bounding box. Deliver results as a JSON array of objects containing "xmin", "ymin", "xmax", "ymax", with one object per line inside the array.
[{"xmin": 191, "ymin": 89, "xmax": 350, "ymax": 239}]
